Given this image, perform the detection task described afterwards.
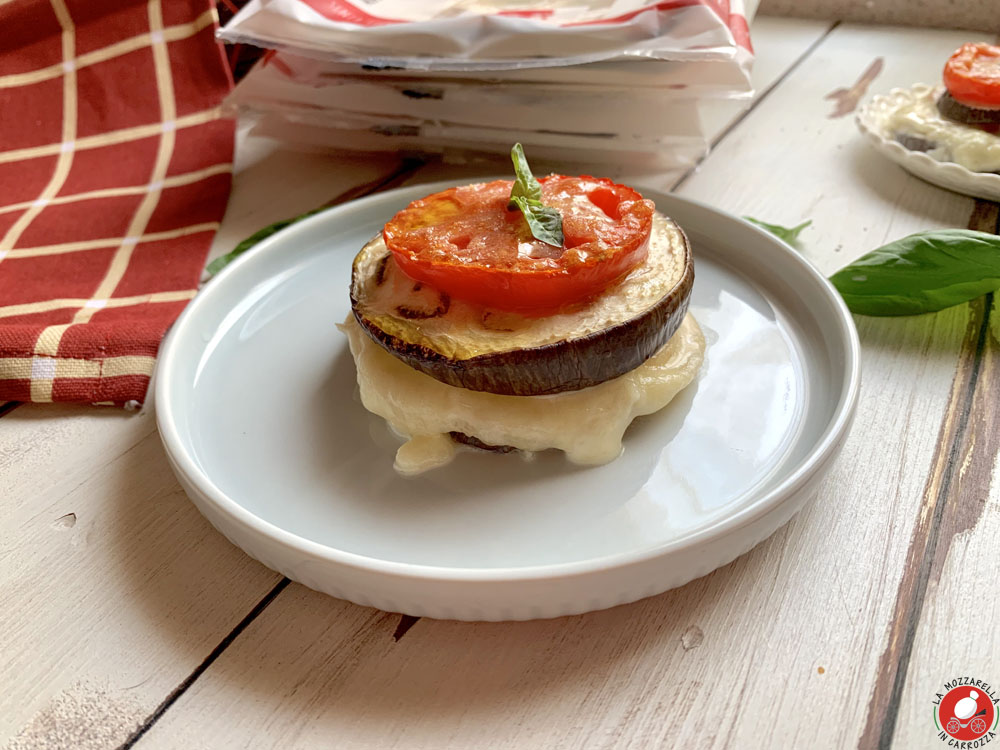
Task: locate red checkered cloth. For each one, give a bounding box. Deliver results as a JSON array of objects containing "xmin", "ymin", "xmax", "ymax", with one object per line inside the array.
[{"xmin": 0, "ymin": 0, "xmax": 234, "ymax": 406}]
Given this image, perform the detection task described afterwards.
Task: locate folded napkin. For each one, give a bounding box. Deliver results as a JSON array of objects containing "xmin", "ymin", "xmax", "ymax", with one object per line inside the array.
[{"xmin": 0, "ymin": 0, "xmax": 234, "ymax": 406}]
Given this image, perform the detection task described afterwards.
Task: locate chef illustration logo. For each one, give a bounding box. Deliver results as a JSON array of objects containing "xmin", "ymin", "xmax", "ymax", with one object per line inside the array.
[{"xmin": 933, "ymin": 678, "xmax": 999, "ymax": 746}]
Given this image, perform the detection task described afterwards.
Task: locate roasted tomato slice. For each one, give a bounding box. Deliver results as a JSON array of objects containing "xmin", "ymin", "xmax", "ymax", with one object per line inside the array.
[
  {"xmin": 943, "ymin": 42, "xmax": 1000, "ymax": 109},
  {"xmin": 382, "ymin": 176, "xmax": 655, "ymax": 314}
]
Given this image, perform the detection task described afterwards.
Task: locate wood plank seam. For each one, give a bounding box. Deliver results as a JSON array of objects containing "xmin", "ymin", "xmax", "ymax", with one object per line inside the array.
[
  {"xmin": 117, "ymin": 578, "xmax": 292, "ymax": 750},
  {"xmin": 392, "ymin": 614, "xmax": 420, "ymax": 642},
  {"xmin": 22, "ymin": 23, "xmax": 960, "ymax": 749},
  {"xmin": 107, "ymin": 156, "xmax": 429, "ymax": 747},
  {"xmin": 670, "ymin": 19, "xmax": 841, "ymax": 193},
  {"xmin": 859, "ymin": 200, "xmax": 1000, "ymax": 750},
  {"xmin": 289, "ymin": 156, "xmax": 429, "ymax": 647},
  {"xmin": 318, "ymin": 157, "xmax": 426, "ymax": 212}
]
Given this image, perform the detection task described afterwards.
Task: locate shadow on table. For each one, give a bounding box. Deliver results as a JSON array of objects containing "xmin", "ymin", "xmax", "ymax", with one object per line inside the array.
[
  {"xmin": 98, "ymin": 410, "xmax": 780, "ymax": 735},
  {"xmin": 105, "ymin": 412, "xmax": 283, "ymax": 665},
  {"xmin": 134, "ymin": 533, "xmax": 790, "ymax": 743},
  {"xmin": 100, "ymin": 382, "xmax": 782, "ymax": 743},
  {"xmin": 843, "ymin": 138, "xmax": 973, "ymax": 229}
]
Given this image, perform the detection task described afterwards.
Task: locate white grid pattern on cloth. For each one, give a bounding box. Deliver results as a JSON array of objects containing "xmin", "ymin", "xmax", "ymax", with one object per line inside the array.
[
  {"xmin": 19, "ymin": 0, "xmax": 78, "ymax": 401},
  {"xmin": 0, "ymin": 163, "xmax": 232, "ymax": 217},
  {"xmin": 9, "ymin": 354, "xmax": 157, "ymax": 380},
  {"xmin": 0, "ymin": 7, "xmax": 216, "ymax": 90},
  {"xmin": 0, "ymin": 0, "xmax": 78, "ymax": 254},
  {"xmin": 0, "ymin": 290, "xmax": 197, "ymax": 320},
  {"xmin": 0, "ymin": 107, "xmax": 220, "ymax": 166},
  {"xmin": 2, "ymin": 222, "xmax": 220, "ymax": 260},
  {"xmin": 18, "ymin": 0, "xmax": 184, "ymax": 402}
]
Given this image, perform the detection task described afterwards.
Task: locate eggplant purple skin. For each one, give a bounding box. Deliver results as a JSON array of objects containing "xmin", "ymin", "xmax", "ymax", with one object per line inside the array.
[
  {"xmin": 895, "ymin": 92, "xmax": 1000, "ymax": 174},
  {"xmin": 937, "ymin": 90, "xmax": 1000, "ymax": 133},
  {"xmin": 449, "ymin": 431, "xmax": 518, "ymax": 453},
  {"xmin": 350, "ymin": 227, "xmax": 695, "ymax": 397},
  {"xmin": 895, "ymin": 133, "xmax": 935, "ymax": 153}
]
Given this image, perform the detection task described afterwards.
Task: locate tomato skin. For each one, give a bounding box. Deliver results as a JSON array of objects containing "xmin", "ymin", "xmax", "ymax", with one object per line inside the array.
[
  {"xmin": 943, "ymin": 43, "xmax": 1000, "ymax": 109},
  {"xmin": 383, "ymin": 176, "xmax": 654, "ymax": 314}
]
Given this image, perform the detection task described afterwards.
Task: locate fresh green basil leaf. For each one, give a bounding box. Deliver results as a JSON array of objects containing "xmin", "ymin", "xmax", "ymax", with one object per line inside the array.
[
  {"xmin": 744, "ymin": 216, "xmax": 812, "ymax": 245},
  {"xmin": 509, "ymin": 195, "xmax": 564, "ymax": 248},
  {"xmin": 508, "ymin": 143, "xmax": 563, "ymax": 247},
  {"xmin": 509, "ymin": 142, "xmax": 543, "ymax": 204},
  {"xmin": 829, "ymin": 229, "xmax": 1000, "ymax": 316},
  {"xmin": 205, "ymin": 206, "xmax": 326, "ymax": 277}
]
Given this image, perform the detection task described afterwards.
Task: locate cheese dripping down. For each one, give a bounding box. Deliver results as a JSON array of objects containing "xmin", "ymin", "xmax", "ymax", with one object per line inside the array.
[
  {"xmin": 342, "ymin": 312, "xmax": 705, "ymax": 475},
  {"xmin": 885, "ymin": 85, "xmax": 1000, "ymax": 172}
]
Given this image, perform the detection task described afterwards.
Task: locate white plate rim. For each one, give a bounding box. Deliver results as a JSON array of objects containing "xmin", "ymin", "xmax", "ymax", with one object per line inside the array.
[
  {"xmin": 856, "ymin": 84, "xmax": 1000, "ymax": 201},
  {"xmin": 155, "ymin": 180, "xmax": 860, "ymax": 583}
]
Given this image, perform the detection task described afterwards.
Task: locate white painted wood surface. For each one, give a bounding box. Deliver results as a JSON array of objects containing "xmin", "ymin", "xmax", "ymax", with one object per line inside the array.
[
  {"xmin": 2, "ymin": 16, "xmax": 996, "ymax": 750},
  {"xmin": 137, "ymin": 22, "xmax": 994, "ymax": 750},
  {"xmin": 893, "ymin": 294, "xmax": 1000, "ymax": 748},
  {"xmin": 0, "ymin": 145, "xmax": 396, "ymax": 749}
]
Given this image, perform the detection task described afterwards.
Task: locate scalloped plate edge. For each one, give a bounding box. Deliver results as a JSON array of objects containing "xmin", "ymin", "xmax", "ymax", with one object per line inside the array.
[{"xmin": 856, "ymin": 85, "xmax": 1000, "ymax": 202}]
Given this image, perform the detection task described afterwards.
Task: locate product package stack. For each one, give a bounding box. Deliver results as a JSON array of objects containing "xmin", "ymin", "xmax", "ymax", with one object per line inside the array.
[{"xmin": 222, "ymin": 0, "xmax": 755, "ymax": 169}]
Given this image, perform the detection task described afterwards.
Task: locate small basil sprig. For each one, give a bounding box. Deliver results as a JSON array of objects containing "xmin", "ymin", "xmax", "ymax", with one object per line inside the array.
[
  {"xmin": 830, "ymin": 229, "xmax": 1000, "ymax": 316},
  {"xmin": 508, "ymin": 143, "xmax": 563, "ymax": 247},
  {"xmin": 204, "ymin": 206, "xmax": 325, "ymax": 277},
  {"xmin": 744, "ymin": 216, "xmax": 812, "ymax": 245}
]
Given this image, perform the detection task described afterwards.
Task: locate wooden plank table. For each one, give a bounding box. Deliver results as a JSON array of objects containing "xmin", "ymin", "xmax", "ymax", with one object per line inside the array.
[{"xmin": 3, "ymin": 16, "xmax": 998, "ymax": 750}]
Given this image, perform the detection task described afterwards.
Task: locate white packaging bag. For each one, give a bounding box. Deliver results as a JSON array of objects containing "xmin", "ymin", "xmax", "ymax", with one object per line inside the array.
[{"xmin": 221, "ymin": 0, "xmax": 753, "ymax": 71}]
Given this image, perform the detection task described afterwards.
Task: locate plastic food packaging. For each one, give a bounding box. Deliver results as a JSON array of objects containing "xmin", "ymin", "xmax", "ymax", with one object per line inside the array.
[{"xmin": 221, "ymin": 0, "xmax": 755, "ymax": 167}]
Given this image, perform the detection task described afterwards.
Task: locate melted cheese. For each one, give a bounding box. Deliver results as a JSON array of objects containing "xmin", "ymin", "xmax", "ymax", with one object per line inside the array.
[
  {"xmin": 342, "ymin": 313, "xmax": 705, "ymax": 475},
  {"xmin": 885, "ymin": 85, "xmax": 1000, "ymax": 172}
]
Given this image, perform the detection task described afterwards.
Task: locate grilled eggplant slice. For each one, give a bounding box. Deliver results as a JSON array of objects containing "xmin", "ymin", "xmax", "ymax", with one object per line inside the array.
[
  {"xmin": 937, "ymin": 90, "xmax": 1000, "ymax": 134},
  {"xmin": 895, "ymin": 133, "xmax": 936, "ymax": 153},
  {"xmin": 449, "ymin": 431, "xmax": 518, "ymax": 454},
  {"xmin": 350, "ymin": 212, "xmax": 693, "ymax": 396}
]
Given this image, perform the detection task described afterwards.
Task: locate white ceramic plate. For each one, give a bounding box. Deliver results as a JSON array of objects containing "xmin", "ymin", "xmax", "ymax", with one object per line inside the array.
[
  {"xmin": 856, "ymin": 85, "xmax": 1000, "ymax": 201},
  {"xmin": 156, "ymin": 182, "xmax": 860, "ymax": 621}
]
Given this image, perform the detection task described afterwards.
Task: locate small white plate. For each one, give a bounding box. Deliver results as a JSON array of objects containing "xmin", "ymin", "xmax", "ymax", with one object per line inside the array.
[
  {"xmin": 156, "ymin": 182, "xmax": 860, "ymax": 621},
  {"xmin": 856, "ymin": 85, "xmax": 1000, "ymax": 201}
]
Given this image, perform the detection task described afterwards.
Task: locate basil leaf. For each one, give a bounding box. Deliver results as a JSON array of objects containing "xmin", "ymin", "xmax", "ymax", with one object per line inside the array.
[
  {"xmin": 205, "ymin": 206, "xmax": 326, "ymax": 277},
  {"xmin": 508, "ymin": 143, "xmax": 563, "ymax": 247},
  {"xmin": 744, "ymin": 216, "xmax": 812, "ymax": 245},
  {"xmin": 509, "ymin": 142, "xmax": 543, "ymax": 204},
  {"xmin": 509, "ymin": 195, "xmax": 564, "ymax": 248},
  {"xmin": 829, "ymin": 229, "xmax": 1000, "ymax": 316}
]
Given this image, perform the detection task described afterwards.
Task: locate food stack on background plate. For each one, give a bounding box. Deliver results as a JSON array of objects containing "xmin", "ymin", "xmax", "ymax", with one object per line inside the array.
[{"xmin": 222, "ymin": 0, "xmax": 756, "ymax": 170}]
